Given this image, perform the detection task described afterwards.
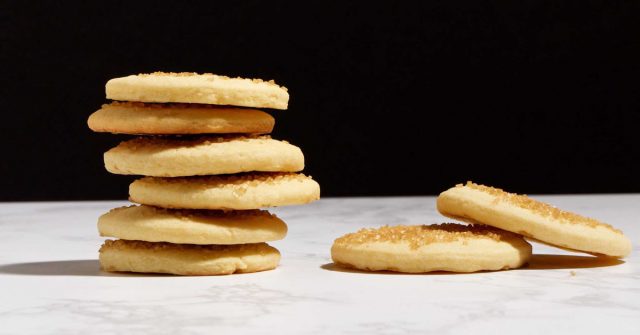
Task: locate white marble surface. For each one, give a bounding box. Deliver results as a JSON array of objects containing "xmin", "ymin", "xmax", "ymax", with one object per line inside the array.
[{"xmin": 0, "ymin": 195, "xmax": 639, "ymax": 334}]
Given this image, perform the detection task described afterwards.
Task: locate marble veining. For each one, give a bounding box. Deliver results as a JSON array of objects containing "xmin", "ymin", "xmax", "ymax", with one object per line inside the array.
[{"xmin": 0, "ymin": 195, "xmax": 639, "ymax": 334}]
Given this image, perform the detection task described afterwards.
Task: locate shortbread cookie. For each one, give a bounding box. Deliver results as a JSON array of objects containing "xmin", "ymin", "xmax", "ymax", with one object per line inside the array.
[
  {"xmin": 98, "ymin": 205, "xmax": 287, "ymax": 245},
  {"xmin": 104, "ymin": 136, "xmax": 304, "ymax": 177},
  {"xmin": 331, "ymin": 224, "xmax": 531, "ymax": 273},
  {"xmin": 129, "ymin": 173, "xmax": 320, "ymax": 210},
  {"xmin": 88, "ymin": 102, "xmax": 274, "ymax": 135},
  {"xmin": 99, "ymin": 240, "xmax": 280, "ymax": 275},
  {"xmin": 437, "ymin": 182, "xmax": 632, "ymax": 258},
  {"xmin": 106, "ymin": 72, "xmax": 289, "ymax": 109}
]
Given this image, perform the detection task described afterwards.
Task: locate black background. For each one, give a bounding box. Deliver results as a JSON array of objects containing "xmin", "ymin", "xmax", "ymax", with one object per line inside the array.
[{"xmin": 1, "ymin": 1, "xmax": 639, "ymax": 201}]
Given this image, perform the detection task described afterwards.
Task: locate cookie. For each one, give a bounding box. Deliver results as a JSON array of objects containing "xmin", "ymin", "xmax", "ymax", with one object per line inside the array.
[
  {"xmin": 99, "ymin": 239, "xmax": 280, "ymax": 275},
  {"xmin": 88, "ymin": 102, "xmax": 274, "ymax": 135},
  {"xmin": 98, "ymin": 205, "xmax": 287, "ymax": 245},
  {"xmin": 106, "ymin": 72, "xmax": 289, "ymax": 109},
  {"xmin": 104, "ymin": 136, "xmax": 304, "ymax": 177},
  {"xmin": 129, "ymin": 173, "xmax": 320, "ymax": 210},
  {"xmin": 437, "ymin": 182, "xmax": 632, "ymax": 258},
  {"xmin": 331, "ymin": 224, "xmax": 532, "ymax": 273}
]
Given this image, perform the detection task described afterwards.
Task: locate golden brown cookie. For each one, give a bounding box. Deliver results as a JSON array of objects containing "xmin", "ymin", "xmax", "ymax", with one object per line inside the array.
[
  {"xmin": 129, "ymin": 173, "xmax": 321, "ymax": 210},
  {"xmin": 437, "ymin": 182, "xmax": 632, "ymax": 258},
  {"xmin": 99, "ymin": 240, "xmax": 280, "ymax": 275},
  {"xmin": 98, "ymin": 205, "xmax": 287, "ymax": 245},
  {"xmin": 104, "ymin": 136, "xmax": 304, "ymax": 177},
  {"xmin": 88, "ymin": 102, "xmax": 274, "ymax": 135},
  {"xmin": 331, "ymin": 224, "xmax": 532, "ymax": 273},
  {"xmin": 106, "ymin": 72, "xmax": 289, "ymax": 109}
]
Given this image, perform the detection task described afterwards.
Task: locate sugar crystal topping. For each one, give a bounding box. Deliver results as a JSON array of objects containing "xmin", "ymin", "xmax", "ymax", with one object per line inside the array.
[
  {"xmin": 135, "ymin": 72, "xmax": 287, "ymax": 90},
  {"xmin": 334, "ymin": 223, "xmax": 518, "ymax": 250},
  {"xmin": 141, "ymin": 172, "xmax": 312, "ymax": 187},
  {"xmin": 119, "ymin": 135, "xmax": 272, "ymax": 149},
  {"xmin": 460, "ymin": 181, "xmax": 621, "ymax": 233},
  {"xmin": 104, "ymin": 101, "xmax": 257, "ymax": 110},
  {"xmin": 111, "ymin": 205, "xmax": 276, "ymax": 220},
  {"xmin": 145, "ymin": 207, "xmax": 275, "ymax": 219},
  {"xmin": 100, "ymin": 239, "xmax": 269, "ymax": 252}
]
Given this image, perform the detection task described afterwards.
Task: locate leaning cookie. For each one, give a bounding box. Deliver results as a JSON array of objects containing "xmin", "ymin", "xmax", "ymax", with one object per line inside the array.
[
  {"xmin": 129, "ymin": 173, "xmax": 320, "ymax": 210},
  {"xmin": 104, "ymin": 136, "xmax": 304, "ymax": 177},
  {"xmin": 99, "ymin": 240, "xmax": 280, "ymax": 275},
  {"xmin": 437, "ymin": 182, "xmax": 632, "ymax": 258},
  {"xmin": 98, "ymin": 205, "xmax": 287, "ymax": 245},
  {"xmin": 106, "ymin": 72, "xmax": 289, "ymax": 109},
  {"xmin": 88, "ymin": 102, "xmax": 275, "ymax": 135},
  {"xmin": 331, "ymin": 224, "xmax": 531, "ymax": 273}
]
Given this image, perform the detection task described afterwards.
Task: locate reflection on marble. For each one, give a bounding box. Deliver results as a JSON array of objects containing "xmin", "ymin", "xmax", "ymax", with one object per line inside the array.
[{"xmin": 0, "ymin": 196, "xmax": 639, "ymax": 334}]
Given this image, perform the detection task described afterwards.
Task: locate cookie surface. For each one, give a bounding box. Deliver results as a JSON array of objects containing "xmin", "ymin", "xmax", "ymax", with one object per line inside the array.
[
  {"xmin": 331, "ymin": 224, "xmax": 532, "ymax": 273},
  {"xmin": 104, "ymin": 136, "xmax": 304, "ymax": 177},
  {"xmin": 99, "ymin": 240, "xmax": 280, "ymax": 275},
  {"xmin": 98, "ymin": 205, "xmax": 287, "ymax": 245},
  {"xmin": 437, "ymin": 182, "xmax": 632, "ymax": 258},
  {"xmin": 88, "ymin": 102, "xmax": 274, "ymax": 135},
  {"xmin": 129, "ymin": 173, "xmax": 321, "ymax": 210},
  {"xmin": 106, "ymin": 72, "xmax": 289, "ymax": 109}
]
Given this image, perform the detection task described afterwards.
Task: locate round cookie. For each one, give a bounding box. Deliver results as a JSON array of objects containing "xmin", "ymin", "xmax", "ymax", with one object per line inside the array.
[
  {"xmin": 437, "ymin": 182, "xmax": 632, "ymax": 258},
  {"xmin": 129, "ymin": 173, "xmax": 320, "ymax": 210},
  {"xmin": 88, "ymin": 102, "xmax": 275, "ymax": 135},
  {"xmin": 99, "ymin": 240, "xmax": 280, "ymax": 276},
  {"xmin": 104, "ymin": 136, "xmax": 304, "ymax": 177},
  {"xmin": 106, "ymin": 72, "xmax": 289, "ymax": 109},
  {"xmin": 331, "ymin": 224, "xmax": 532, "ymax": 273},
  {"xmin": 98, "ymin": 205, "xmax": 287, "ymax": 245}
]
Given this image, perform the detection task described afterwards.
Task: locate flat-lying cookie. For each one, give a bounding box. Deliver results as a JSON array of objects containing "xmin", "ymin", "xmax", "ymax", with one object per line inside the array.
[
  {"xmin": 99, "ymin": 240, "xmax": 280, "ymax": 275},
  {"xmin": 129, "ymin": 173, "xmax": 320, "ymax": 210},
  {"xmin": 331, "ymin": 224, "xmax": 531, "ymax": 273},
  {"xmin": 98, "ymin": 205, "xmax": 287, "ymax": 245},
  {"xmin": 437, "ymin": 182, "xmax": 632, "ymax": 258},
  {"xmin": 104, "ymin": 136, "xmax": 304, "ymax": 177},
  {"xmin": 106, "ymin": 72, "xmax": 289, "ymax": 109},
  {"xmin": 88, "ymin": 102, "xmax": 274, "ymax": 135}
]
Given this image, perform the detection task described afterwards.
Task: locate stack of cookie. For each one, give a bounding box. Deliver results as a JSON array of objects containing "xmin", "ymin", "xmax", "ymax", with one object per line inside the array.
[{"xmin": 88, "ymin": 72, "xmax": 320, "ymax": 275}]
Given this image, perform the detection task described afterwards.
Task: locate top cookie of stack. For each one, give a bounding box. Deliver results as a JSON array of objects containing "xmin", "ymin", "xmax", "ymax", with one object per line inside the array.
[{"xmin": 88, "ymin": 72, "xmax": 320, "ymax": 276}]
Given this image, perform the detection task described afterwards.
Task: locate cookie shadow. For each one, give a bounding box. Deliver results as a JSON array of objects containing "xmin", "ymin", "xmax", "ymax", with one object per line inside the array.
[
  {"xmin": 321, "ymin": 253, "xmax": 624, "ymax": 275},
  {"xmin": 525, "ymin": 254, "xmax": 624, "ymax": 270},
  {"xmin": 320, "ymin": 263, "xmax": 477, "ymax": 275},
  {"xmin": 0, "ymin": 260, "xmax": 169, "ymax": 277}
]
